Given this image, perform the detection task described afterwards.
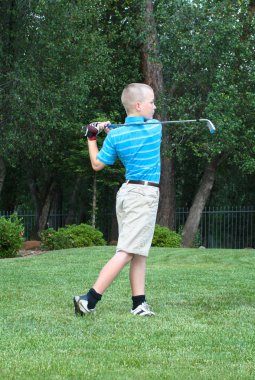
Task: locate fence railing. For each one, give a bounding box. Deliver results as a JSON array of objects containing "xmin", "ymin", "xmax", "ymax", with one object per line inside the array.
[
  {"xmin": 0, "ymin": 211, "xmax": 78, "ymax": 241},
  {"xmin": 176, "ymin": 206, "xmax": 255, "ymax": 249},
  {"xmin": 1, "ymin": 207, "xmax": 254, "ymax": 249}
]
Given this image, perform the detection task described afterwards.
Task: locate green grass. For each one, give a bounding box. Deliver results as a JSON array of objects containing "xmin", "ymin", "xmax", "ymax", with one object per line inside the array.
[{"xmin": 0, "ymin": 247, "xmax": 254, "ymax": 380}]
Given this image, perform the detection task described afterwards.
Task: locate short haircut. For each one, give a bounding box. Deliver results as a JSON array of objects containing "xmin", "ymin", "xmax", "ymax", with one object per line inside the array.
[{"xmin": 121, "ymin": 83, "xmax": 153, "ymax": 113}]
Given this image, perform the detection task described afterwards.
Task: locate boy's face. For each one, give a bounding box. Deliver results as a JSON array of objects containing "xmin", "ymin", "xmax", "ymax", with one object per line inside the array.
[{"xmin": 136, "ymin": 90, "xmax": 156, "ymax": 119}]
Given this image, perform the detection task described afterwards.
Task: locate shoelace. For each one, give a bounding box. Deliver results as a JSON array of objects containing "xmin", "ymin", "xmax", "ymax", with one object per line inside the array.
[{"xmin": 141, "ymin": 302, "xmax": 152, "ymax": 311}]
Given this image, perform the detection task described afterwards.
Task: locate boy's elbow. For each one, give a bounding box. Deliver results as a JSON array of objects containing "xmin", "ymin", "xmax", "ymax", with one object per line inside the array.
[
  {"xmin": 92, "ymin": 165, "xmax": 101, "ymax": 171},
  {"xmin": 91, "ymin": 161, "xmax": 105, "ymax": 171}
]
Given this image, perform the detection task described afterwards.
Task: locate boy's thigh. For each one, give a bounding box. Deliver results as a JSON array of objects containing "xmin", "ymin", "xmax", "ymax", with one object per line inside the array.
[{"xmin": 116, "ymin": 184, "xmax": 159, "ymax": 256}]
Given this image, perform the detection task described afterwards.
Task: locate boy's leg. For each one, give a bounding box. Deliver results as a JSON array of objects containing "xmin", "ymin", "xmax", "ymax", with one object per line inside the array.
[
  {"xmin": 129, "ymin": 254, "xmax": 146, "ymax": 296},
  {"xmin": 93, "ymin": 250, "xmax": 133, "ymax": 294},
  {"xmin": 129, "ymin": 254, "xmax": 155, "ymax": 316},
  {"xmin": 74, "ymin": 250, "xmax": 132, "ymax": 315}
]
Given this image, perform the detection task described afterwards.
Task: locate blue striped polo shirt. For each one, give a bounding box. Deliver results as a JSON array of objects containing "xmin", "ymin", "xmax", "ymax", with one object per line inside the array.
[{"xmin": 97, "ymin": 116, "xmax": 162, "ymax": 183}]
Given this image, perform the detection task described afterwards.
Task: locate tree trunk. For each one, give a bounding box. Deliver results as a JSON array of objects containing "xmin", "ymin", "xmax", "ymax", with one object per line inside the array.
[
  {"xmin": 0, "ymin": 157, "xmax": 6, "ymax": 196},
  {"xmin": 181, "ymin": 155, "xmax": 225, "ymax": 247},
  {"xmin": 141, "ymin": 0, "xmax": 176, "ymax": 229},
  {"xmin": 65, "ymin": 177, "xmax": 82, "ymax": 225},
  {"xmin": 110, "ymin": 186, "xmax": 119, "ymax": 242},
  {"xmin": 37, "ymin": 181, "xmax": 57, "ymax": 236},
  {"xmin": 29, "ymin": 178, "xmax": 57, "ymax": 239},
  {"xmin": 50, "ymin": 185, "xmax": 63, "ymax": 228},
  {"xmin": 157, "ymin": 157, "xmax": 176, "ymax": 229},
  {"xmin": 91, "ymin": 173, "xmax": 97, "ymax": 228},
  {"xmin": 28, "ymin": 178, "xmax": 41, "ymax": 221}
]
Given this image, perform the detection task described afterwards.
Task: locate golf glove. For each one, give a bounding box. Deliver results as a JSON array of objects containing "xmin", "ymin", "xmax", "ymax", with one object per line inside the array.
[{"xmin": 82, "ymin": 122, "xmax": 104, "ymax": 141}]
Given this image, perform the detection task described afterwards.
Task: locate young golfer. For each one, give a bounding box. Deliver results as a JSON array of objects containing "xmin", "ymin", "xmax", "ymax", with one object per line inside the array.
[{"xmin": 73, "ymin": 83, "xmax": 162, "ymax": 316}]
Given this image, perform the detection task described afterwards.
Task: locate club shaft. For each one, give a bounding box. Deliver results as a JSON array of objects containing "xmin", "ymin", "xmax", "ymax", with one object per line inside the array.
[{"xmin": 109, "ymin": 119, "xmax": 212, "ymax": 127}]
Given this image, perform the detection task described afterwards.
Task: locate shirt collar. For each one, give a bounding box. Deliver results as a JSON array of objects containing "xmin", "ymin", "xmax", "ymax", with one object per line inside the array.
[{"xmin": 125, "ymin": 116, "xmax": 145, "ymax": 124}]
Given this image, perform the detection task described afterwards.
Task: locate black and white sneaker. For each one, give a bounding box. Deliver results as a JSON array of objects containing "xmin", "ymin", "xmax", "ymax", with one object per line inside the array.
[
  {"xmin": 131, "ymin": 302, "xmax": 155, "ymax": 316},
  {"xmin": 73, "ymin": 294, "xmax": 95, "ymax": 316}
]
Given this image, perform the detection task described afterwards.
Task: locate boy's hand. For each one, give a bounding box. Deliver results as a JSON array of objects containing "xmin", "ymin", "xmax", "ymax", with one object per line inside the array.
[{"xmin": 82, "ymin": 121, "xmax": 110, "ymax": 140}]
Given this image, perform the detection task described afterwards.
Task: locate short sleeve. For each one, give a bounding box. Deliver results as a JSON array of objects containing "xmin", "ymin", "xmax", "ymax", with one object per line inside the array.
[{"xmin": 96, "ymin": 133, "xmax": 117, "ymax": 165}]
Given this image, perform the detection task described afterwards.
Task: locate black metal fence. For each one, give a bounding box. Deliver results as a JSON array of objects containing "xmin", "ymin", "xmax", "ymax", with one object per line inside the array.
[
  {"xmin": 1, "ymin": 207, "xmax": 254, "ymax": 249},
  {"xmin": 176, "ymin": 207, "xmax": 255, "ymax": 249},
  {"xmin": 0, "ymin": 211, "xmax": 78, "ymax": 241}
]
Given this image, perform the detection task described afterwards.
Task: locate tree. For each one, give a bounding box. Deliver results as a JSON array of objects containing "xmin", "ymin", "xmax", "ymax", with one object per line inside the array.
[
  {"xmin": 1, "ymin": 0, "xmax": 254, "ymax": 243},
  {"xmin": 0, "ymin": 157, "xmax": 6, "ymax": 195},
  {"xmin": 141, "ymin": 0, "xmax": 176, "ymax": 229},
  {"xmin": 1, "ymin": 0, "xmax": 113, "ymax": 235},
  {"xmin": 0, "ymin": 0, "xmax": 32, "ymax": 198},
  {"xmin": 0, "ymin": 0, "xmax": 143, "ymax": 237},
  {"xmin": 156, "ymin": 0, "xmax": 255, "ymax": 246}
]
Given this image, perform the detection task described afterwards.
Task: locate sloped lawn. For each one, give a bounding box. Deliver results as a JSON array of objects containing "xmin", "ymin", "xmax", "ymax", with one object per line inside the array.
[{"xmin": 0, "ymin": 247, "xmax": 254, "ymax": 379}]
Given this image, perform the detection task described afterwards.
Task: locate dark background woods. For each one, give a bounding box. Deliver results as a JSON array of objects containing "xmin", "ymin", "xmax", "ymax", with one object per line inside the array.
[{"xmin": 0, "ymin": 0, "xmax": 255, "ymax": 246}]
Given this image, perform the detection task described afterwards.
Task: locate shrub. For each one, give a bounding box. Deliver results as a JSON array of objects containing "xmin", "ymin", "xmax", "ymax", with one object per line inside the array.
[
  {"xmin": 40, "ymin": 228, "xmax": 69, "ymax": 250},
  {"xmin": 178, "ymin": 225, "xmax": 202, "ymax": 248},
  {"xmin": 40, "ymin": 223, "xmax": 106, "ymax": 250},
  {"xmin": 191, "ymin": 229, "xmax": 202, "ymax": 248},
  {"xmin": 0, "ymin": 213, "xmax": 24, "ymax": 258},
  {"xmin": 152, "ymin": 224, "xmax": 181, "ymax": 248}
]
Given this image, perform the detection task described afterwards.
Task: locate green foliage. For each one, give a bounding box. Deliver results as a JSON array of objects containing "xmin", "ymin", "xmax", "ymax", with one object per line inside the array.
[
  {"xmin": 40, "ymin": 223, "xmax": 106, "ymax": 250},
  {"xmin": 1, "ymin": 0, "xmax": 255, "ymax": 237},
  {"xmin": 178, "ymin": 225, "xmax": 202, "ymax": 248},
  {"xmin": 0, "ymin": 213, "xmax": 24, "ymax": 258},
  {"xmin": 191, "ymin": 228, "xmax": 201, "ymax": 248},
  {"xmin": 0, "ymin": 0, "xmax": 142, "ymax": 235},
  {"xmin": 156, "ymin": 0, "xmax": 255, "ymax": 191},
  {"xmin": 152, "ymin": 224, "xmax": 181, "ymax": 248}
]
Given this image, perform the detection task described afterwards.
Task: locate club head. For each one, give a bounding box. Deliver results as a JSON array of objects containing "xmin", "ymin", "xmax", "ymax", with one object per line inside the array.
[
  {"xmin": 81, "ymin": 125, "xmax": 88, "ymax": 136},
  {"xmin": 206, "ymin": 120, "xmax": 216, "ymax": 134}
]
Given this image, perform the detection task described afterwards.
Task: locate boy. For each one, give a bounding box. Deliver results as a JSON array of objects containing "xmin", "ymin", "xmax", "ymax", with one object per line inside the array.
[{"xmin": 73, "ymin": 83, "xmax": 162, "ymax": 316}]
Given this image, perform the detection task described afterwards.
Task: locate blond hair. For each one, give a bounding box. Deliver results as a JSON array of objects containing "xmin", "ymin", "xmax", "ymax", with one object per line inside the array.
[{"xmin": 121, "ymin": 83, "xmax": 153, "ymax": 114}]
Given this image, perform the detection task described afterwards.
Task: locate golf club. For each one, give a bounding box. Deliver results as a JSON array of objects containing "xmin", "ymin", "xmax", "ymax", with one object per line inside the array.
[{"xmin": 108, "ymin": 118, "xmax": 216, "ymax": 134}]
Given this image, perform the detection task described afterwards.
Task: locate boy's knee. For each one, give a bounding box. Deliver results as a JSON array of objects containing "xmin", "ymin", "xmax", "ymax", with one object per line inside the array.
[{"xmin": 116, "ymin": 250, "xmax": 134, "ymax": 261}]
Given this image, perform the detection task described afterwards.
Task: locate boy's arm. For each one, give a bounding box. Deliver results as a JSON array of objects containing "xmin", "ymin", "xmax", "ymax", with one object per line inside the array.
[
  {"xmin": 86, "ymin": 121, "xmax": 110, "ymax": 171},
  {"xmin": 87, "ymin": 140, "xmax": 105, "ymax": 171}
]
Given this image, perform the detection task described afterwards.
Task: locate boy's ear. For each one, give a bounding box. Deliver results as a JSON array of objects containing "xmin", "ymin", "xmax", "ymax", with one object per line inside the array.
[{"xmin": 135, "ymin": 101, "xmax": 142, "ymax": 111}]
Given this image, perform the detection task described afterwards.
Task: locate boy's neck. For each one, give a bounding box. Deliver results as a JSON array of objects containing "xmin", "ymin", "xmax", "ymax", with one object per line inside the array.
[{"xmin": 127, "ymin": 113, "xmax": 141, "ymax": 117}]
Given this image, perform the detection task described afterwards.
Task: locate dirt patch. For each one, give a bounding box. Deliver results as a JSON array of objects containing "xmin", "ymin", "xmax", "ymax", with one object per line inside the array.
[
  {"xmin": 18, "ymin": 240, "xmax": 47, "ymax": 257},
  {"xmin": 22, "ymin": 240, "xmax": 41, "ymax": 250},
  {"xmin": 18, "ymin": 249, "xmax": 48, "ymax": 257}
]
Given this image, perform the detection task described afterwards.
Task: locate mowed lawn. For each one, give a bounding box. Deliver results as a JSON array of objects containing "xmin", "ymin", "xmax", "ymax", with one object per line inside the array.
[{"xmin": 0, "ymin": 247, "xmax": 254, "ymax": 380}]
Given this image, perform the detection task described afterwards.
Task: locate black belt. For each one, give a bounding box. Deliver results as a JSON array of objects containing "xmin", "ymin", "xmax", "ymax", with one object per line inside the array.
[{"xmin": 125, "ymin": 180, "xmax": 160, "ymax": 188}]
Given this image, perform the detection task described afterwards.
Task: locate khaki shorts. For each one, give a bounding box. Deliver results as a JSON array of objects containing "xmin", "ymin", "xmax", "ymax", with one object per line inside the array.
[{"xmin": 116, "ymin": 183, "xmax": 159, "ymax": 256}]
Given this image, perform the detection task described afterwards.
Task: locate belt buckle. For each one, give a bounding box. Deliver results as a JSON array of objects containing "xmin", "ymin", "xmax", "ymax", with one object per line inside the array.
[{"xmin": 144, "ymin": 181, "xmax": 148, "ymax": 186}]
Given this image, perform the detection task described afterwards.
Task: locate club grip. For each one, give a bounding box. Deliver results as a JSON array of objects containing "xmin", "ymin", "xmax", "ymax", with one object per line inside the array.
[{"xmin": 107, "ymin": 124, "xmax": 117, "ymax": 129}]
